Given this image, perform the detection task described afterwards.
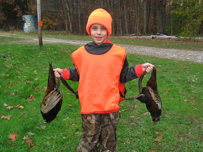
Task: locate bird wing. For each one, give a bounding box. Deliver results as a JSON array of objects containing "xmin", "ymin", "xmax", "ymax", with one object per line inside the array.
[
  {"xmin": 41, "ymin": 90, "xmax": 62, "ymax": 114},
  {"xmin": 148, "ymin": 87, "xmax": 162, "ymax": 110}
]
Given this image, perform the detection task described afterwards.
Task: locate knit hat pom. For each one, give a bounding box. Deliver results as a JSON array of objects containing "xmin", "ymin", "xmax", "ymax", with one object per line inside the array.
[{"xmin": 86, "ymin": 8, "xmax": 112, "ymax": 37}]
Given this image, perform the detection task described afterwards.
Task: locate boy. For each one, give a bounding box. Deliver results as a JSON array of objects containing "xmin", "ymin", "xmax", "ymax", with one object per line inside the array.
[{"xmin": 54, "ymin": 8, "xmax": 154, "ymax": 152}]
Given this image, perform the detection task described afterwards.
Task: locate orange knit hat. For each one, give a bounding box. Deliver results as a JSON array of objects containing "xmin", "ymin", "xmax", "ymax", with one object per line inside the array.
[{"xmin": 86, "ymin": 8, "xmax": 112, "ymax": 37}]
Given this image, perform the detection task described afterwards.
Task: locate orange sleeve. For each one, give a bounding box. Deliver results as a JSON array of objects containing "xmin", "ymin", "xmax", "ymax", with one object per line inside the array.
[
  {"xmin": 135, "ymin": 64, "xmax": 143, "ymax": 77},
  {"xmin": 62, "ymin": 68, "xmax": 70, "ymax": 80}
]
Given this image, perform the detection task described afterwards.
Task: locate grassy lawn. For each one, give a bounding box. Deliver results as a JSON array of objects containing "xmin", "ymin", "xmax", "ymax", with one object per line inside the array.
[{"xmin": 0, "ymin": 36, "xmax": 203, "ymax": 152}]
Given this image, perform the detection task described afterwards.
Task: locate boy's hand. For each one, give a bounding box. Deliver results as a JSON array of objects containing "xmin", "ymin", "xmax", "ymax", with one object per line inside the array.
[
  {"xmin": 142, "ymin": 63, "xmax": 154, "ymax": 73},
  {"xmin": 53, "ymin": 68, "xmax": 63, "ymax": 78}
]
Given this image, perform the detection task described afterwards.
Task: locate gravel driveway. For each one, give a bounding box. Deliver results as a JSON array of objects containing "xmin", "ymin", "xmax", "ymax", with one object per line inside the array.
[{"xmin": 1, "ymin": 33, "xmax": 203, "ymax": 64}]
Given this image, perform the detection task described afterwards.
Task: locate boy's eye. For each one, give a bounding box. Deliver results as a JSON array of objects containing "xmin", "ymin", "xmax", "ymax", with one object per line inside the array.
[{"xmin": 91, "ymin": 27, "xmax": 97, "ymax": 30}]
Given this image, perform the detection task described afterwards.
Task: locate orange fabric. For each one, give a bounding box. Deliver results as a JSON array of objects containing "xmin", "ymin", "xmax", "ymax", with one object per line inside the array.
[
  {"xmin": 135, "ymin": 64, "xmax": 143, "ymax": 77},
  {"xmin": 118, "ymin": 82, "xmax": 125, "ymax": 102},
  {"xmin": 86, "ymin": 8, "xmax": 112, "ymax": 37},
  {"xmin": 62, "ymin": 68, "xmax": 70, "ymax": 80},
  {"xmin": 71, "ymin": 45, "xmax": 126, "ymax": 114}
]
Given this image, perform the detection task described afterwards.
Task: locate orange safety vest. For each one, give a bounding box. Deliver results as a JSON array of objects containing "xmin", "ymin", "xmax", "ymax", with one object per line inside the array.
[{"xmin": 71, "ymin": 44, "xmax": 126, "ymax": 114}]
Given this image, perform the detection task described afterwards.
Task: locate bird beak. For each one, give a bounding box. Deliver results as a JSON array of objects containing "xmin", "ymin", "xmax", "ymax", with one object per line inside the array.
[{"xmin": 152, "ymin": 117, "xmax": 160, "ymax": 123}]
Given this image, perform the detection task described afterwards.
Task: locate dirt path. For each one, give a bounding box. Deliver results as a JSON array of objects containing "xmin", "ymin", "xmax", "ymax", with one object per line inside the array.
[{"xmin": 1, "ymin": 33, "xmax": 203, "ymax": 64}]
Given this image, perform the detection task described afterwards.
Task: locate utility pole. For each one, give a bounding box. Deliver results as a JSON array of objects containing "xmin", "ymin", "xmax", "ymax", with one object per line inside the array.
[{"xmin": 37, "ymin": 0, "xmax": 43, "ymax": 47}]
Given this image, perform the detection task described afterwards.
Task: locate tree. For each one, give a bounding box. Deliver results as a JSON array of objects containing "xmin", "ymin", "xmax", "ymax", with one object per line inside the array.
[
  {"xmin": 135, "ymin": 0, "xmax": 141, "ymax": 35},
  {"xmin": 171, "ymin": 0, "xmax": 203, "ymax": 36},
  {"xmin": 0, "ymin": 0, "xmax": 28, "ymax": 30},
  {"xmin": 144, "ymin": 0, "xmax": 151, "ymax": 34},
  {"xmin": 156, "ymin": 0, "xmax": 164, "ymax": 33}
]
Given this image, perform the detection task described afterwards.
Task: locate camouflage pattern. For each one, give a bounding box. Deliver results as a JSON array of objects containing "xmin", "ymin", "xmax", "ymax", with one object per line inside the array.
[{"xmin": 77, "ymin": 112, "xmax": 119, "ymax": 152}]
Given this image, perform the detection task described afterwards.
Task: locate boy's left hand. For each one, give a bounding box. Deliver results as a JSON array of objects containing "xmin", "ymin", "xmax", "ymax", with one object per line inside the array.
[{"xmin": 142, "ymin": 63, "xmax": 154, "ymax": 73}]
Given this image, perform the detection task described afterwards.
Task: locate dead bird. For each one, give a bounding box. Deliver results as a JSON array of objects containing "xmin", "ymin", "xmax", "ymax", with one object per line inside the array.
[
  {"xmin": 124, "ymin": 67, "xmax": 162, "ymax": 122},
  {"xmin": 41, "ymin": 63, "xmax": 63, "ymax": 123}
]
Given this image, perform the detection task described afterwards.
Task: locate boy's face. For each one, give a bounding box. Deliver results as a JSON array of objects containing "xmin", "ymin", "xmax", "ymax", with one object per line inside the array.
[{"xmin": 90, "ymin": 24, "xmax": 108, "ymax": 46}]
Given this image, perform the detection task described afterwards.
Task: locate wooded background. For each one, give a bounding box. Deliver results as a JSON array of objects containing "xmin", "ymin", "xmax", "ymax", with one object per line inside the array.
[{"xmin": 0, "ymin": 0, "xmax": 203, "ymax": 36}]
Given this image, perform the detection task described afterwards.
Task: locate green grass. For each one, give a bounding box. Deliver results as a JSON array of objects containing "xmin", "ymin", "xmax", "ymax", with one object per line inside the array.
[{"xmin": 0, "ymin": 37, "xmax": 203, "ymax": 152}]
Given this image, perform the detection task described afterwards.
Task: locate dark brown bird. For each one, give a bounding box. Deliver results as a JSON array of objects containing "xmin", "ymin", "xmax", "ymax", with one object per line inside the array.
[
  {"xmin": 41, "ymin": 63, "xmax": 63, "ymax": 123},
  {"xmin": 124, "ymin": 67, "xmax": 162, "ymax": 122}
]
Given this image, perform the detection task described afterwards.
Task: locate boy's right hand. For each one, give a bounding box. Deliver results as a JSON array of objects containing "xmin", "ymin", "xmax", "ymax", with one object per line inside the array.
[{"xmin": 53, "ymin": 68, "xmax": 63, "ymax": 78}]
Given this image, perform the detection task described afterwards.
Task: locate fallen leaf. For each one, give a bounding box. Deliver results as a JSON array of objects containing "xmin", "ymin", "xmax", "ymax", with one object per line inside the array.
[
  {"xmin": 9, "ymin": 132, "xmax": 18, "ymax": 142},
  {"xmin": 18, "ymin": 106, "xmax": 24, "ymax": 110},
  {"xmin": 155, "ymin": 131, "xmax": 159, "ymax": 134},
  {"xmin": 41, "ymin": 126, "xmax": 46, "ymax": 129},
  {"xmin": 15, "ymin": 104, "xmax": 20, "ymax": 107},
  {"xmin": 126, "ymin": 138, "xmax": 130, "ymax": 143},
  {"xmin": 36, "ymin": 126, "xmax": 46, "ymax": 129},
  {"xmin": 15, "ymin": 105, "xmax": 24, "ymax": 110},
  {"xmin": 28, "ymin": 132, "xmax": 35, "ymax": 136},
  {"xmin": 43, "ymin": 87, "xmax": 47, "ymax": 91},
  {"xmin": 131, "ymin": 105, "xmax": 137, "ymax": 109},
  {"xmin": 164, "ymin": 89, "xmax": 170, "ymax": 93},
  {"xmin": 18, "ymin": 111, "xmax": 27, "ymax": 119},
  {"xmin": 30, "ymin": 95, "xmax": 35, "ymax": 100},
  {"xmin": 1, "ymin": 115, "xmax": 11, "ymax": 120},
  {"xmin": 23, "ymin": 135, "xmax": 30, "ymax": 140},
  {"xmin": 7, "ymin": 106, "xmax": 13, "ymax": 110},
  {"xmin": 69, "ymin": 104, "xmax": 72, "ymax": 107},
  {"xmin": 23, "ymin": 136, "xmax": 34, "ymax": 149},
  {"xmin": 3, "ymin": 103, "xmax": 8, "ymax": 106},
  {"xmin": 26, "ymin": 81, "xmax": 30, "ymax": 85},
  {"xmin": 9, "ymin": 92, "xmax": 15, "ymax": 95},
  {"xmin": 35, "ymin": 88, "xmax": 40, "ymax": 92},
  {"xmin": 138, "ymin": 132, "xmax": 141, "ymax": 135},
  {"xmin": 144, "ymin": 112, "xmax": 149, "ymax": 115},
  {"xmin": 136, "ymin": 117, "xmax": 141, "ymax": 120},
  {"xmin": 5, "ymin": 88, "xmax": 7, "ymax": 92},
  {"xmin": 130, "ymin": 116, "xmax": 134, "ymax": 118},
  {"xmin": 154, "ymin": 135, "xmax": 163, "ymax": 141}
]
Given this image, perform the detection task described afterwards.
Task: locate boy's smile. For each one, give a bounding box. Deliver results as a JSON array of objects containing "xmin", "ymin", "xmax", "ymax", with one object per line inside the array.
[{"xmin": 90, "ymin": 24, "xmax": 108, "ymax": 46}]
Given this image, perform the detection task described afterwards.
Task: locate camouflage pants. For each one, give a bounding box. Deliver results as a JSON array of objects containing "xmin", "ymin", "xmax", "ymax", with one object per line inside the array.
[{"xmin": 77, "ymin": 111, "xmax": 119, "ymax": 152}]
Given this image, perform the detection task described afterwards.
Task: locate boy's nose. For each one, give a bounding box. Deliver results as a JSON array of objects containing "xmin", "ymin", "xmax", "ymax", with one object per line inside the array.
[{"xmin": 97, "ymin": 29, "xmax": 101, "ymax": 34}]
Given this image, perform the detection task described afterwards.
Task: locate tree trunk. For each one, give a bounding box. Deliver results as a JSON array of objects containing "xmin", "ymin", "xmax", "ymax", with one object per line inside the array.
[
  {"xmin": 78, "ymin": 0, "xmax": 81, "ymax": 34},
  {"xmin": 123, "ymin": 0, "xmax": 128, "ymax": 35},
  {"xmin": 119, "ymin": 0, "xmax": 122, "ymax": 35},
  {"xmin": 144, "ymin": 0, "xmax": 151, "ymax": 35},
  {"xmin": 135, "ymin": 0, "xmax": 140, "ymax": 36},
  {"xmin": 157, "ymin": 0, "xmax": 164, "ymax": 33},
  {"xmin": 152, "ymin": 0, "xmax": 157, "ymax": 34},
  {"xmin": 63, "ymin": 0, "xmax": 72, "ymax": 32},
  {"xmin": 108, "ymin": 0, "xmax": 114, "ymax": 35}
]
